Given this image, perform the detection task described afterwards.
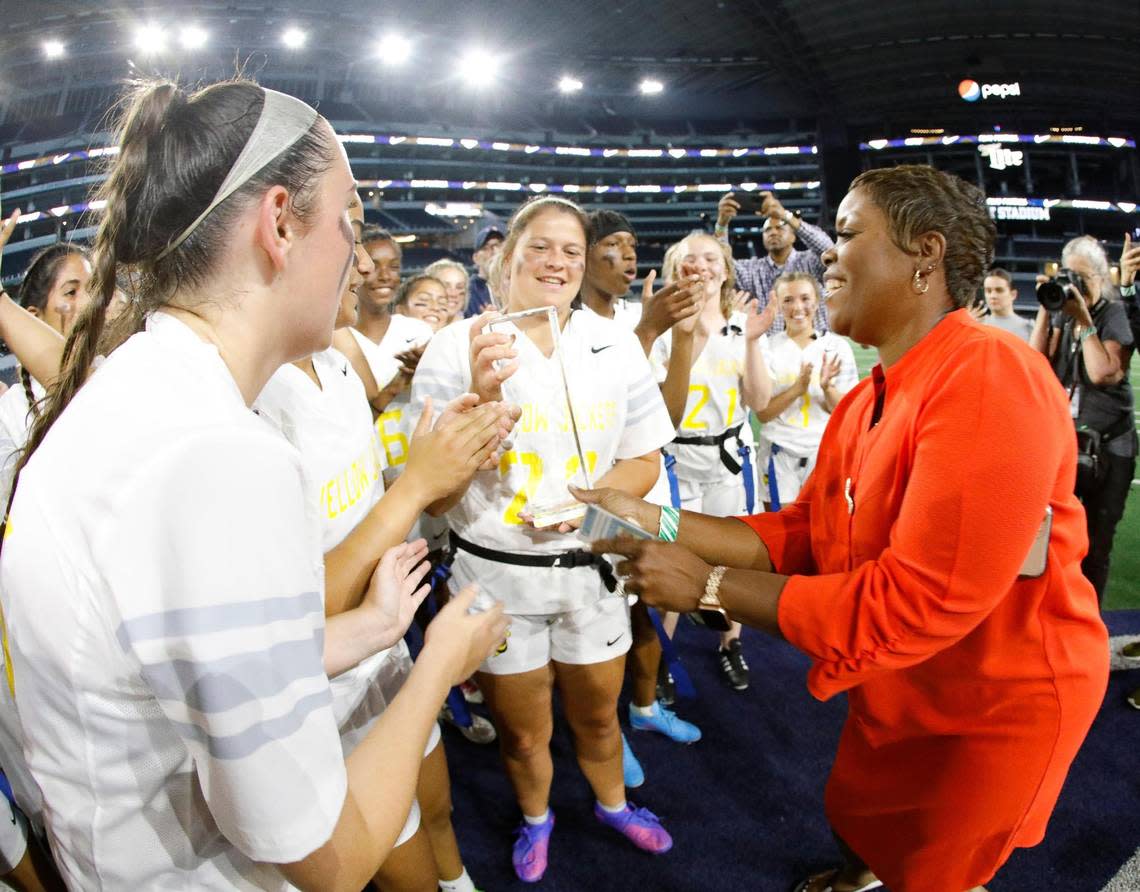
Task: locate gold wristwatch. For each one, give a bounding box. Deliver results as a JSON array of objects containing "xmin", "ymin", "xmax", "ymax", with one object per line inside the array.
[{"xmin": 698, "ymin": 565, "xmax": 731, "ymax": 631}]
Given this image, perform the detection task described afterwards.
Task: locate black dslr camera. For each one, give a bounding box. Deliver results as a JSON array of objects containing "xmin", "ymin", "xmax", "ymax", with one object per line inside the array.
[{"xmin": 1036, "ymin": 269, "xmax": 1086, "ymax": 312}]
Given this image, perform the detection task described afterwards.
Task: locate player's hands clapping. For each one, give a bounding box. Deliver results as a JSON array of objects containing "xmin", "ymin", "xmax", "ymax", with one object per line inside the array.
[
  {"xmin": 635, "ymin": 270, "xmax": 703, "ymax": 342},
  {"xmin": 818, "ymin": 352, "xmax": 841, "ymax": 390},
  {"xmin": 735, "ymin": 292, "xmax": 777, "ymax": 341},
  {"xmin": 360, "ymin": 539, "xmax": 433, "ymax": 650},
  {"xmin": 405, "ymin": 394, "xmax": 519, "ymax": 502}
]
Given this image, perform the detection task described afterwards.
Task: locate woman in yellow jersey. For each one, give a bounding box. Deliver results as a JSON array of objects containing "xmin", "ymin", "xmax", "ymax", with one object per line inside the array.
[{"xmin": 651, "ymin": 231, "xmax": 774, "ymax": 690}]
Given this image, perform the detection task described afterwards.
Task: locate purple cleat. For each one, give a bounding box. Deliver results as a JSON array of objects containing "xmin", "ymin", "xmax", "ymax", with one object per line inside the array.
[
  {"xmin": 512, "ymin": 811, "xmax": 554, "ymax": 883},
  {"xmin": 593, "ymin": 802, "xmax": 672, "ymax": 853}
]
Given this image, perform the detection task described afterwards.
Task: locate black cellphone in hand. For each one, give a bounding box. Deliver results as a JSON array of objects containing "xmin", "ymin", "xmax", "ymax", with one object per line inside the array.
[{"xmin": 735, "ymin": 191, "xmax": 767, "ymax": 214}]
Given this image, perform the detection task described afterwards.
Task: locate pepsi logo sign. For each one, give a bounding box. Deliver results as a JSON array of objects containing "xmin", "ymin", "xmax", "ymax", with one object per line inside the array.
[{"xmin": 959, "ymin": 79, "xmax": 1021, "ymax": 101}]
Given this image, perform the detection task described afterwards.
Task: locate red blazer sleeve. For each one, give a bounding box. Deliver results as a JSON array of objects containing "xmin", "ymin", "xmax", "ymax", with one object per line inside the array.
[
  {"xmin": 737, "ymin": 476, "xmax": 817, "ymax": 575},
  {"xmin": 778, "ymin": 340, "xmax": 1071, "ymax": 700}
]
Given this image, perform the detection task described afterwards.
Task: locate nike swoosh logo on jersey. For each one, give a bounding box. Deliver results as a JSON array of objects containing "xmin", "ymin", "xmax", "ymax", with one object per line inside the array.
[
  {"xmin": 404, "ymin": 337, "xmax": 417, "ymax": 343},
  {"xmin": 591, "ymin": 344, "xmax": 615, "ymax": 354},
  {"xmin": 606, "ymin": 633, "xmax": 624, "ymax": 646}
]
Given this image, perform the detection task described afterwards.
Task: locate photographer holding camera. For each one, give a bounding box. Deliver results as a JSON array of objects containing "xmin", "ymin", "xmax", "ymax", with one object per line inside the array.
[{"xmin": 1030, "ymin": 235, "xmax": 1136, "ymax": 602}]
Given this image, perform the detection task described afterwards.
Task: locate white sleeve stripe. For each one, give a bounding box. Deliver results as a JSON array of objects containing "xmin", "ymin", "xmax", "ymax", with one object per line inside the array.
[
  {"xmin": 625, "ymin": 376, "xmax": 660, "ymax": 414},
  {"xmin": 627, "ymin": 398, "xmax": 668, "ymax": 427},
  {"xmin": 168, "ymin": 686, "xmax": 333, "ymax": 761},
  {"xmin": 116, "ymin": 591, "xmax": 323, "ymax": 645},
  {"xmin": 139, "ymin": 627, "xmax": 326, "ymax": 715}
]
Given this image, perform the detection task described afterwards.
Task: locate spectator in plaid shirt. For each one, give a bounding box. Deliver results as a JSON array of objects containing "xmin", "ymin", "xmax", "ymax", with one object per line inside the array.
[{"xmin": 715, "ymin": 190, "xmax": 834, "ymax": 332}]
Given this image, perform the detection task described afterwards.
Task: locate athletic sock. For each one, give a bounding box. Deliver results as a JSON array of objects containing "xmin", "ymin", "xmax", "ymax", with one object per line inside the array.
[
  {"xmin": 439, "ymin": 866, "xmax": 476, "ymax": 892},
  {"xmin": 597, "ymin": 799, "xmax": 628, "ymax": 815},
  {"xmin": 523, "ymin": 809, "xmax": 551, "ymax": 826},
  {"xmin": 631, "ymin": 703, "xmax": 655, "ymax": 717}
]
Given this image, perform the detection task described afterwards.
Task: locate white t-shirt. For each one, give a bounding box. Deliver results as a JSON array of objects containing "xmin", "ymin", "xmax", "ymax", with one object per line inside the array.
[
  {"xmin": 652, "ymin": 311, "xmax": 754, "ymax": 483},
  {"xmin": 758, "ymin": 330, "xmax": 858, "ymax": 456},
  {"xmin": 0, "ymin": 313, "xmax": 345, "ymax": 890},
  {"xmin": 255, "ymin": 350, "xmax": 409, "ymax": 733},
  {"xmin": 354, "ymin": 316, "xmax": 434, "ymax": 478},
  {"xmin": 0, "ymin": 376, "xmax": 44, "ymax": 509},
  {"xmin": 411, "ymin": 310, "xmax": 673, "ymax": 613}
]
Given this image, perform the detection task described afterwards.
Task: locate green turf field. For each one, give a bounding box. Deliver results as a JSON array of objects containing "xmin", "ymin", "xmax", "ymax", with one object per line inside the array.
[{"xmin": 845, "ymin": 341, "xmax": 1140, "ymax": 610}]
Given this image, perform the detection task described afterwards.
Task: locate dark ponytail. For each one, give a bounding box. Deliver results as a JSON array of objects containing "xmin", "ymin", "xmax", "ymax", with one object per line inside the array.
[
  {"xmin": 10, "ymin": 242, "xmax": 90, "ymax": 418},
  {"xmin": 13, "ymin": 77, "xmax": 334, "ymax": 485}
]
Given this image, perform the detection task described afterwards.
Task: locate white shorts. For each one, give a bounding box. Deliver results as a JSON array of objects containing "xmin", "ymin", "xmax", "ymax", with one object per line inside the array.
[
  {"xmin": 766, "ymin": 445, "xmax": 816, "ymax": 507},
  {"xmin": 678, "ymin": 475, "xmax": 757, "ymax": 517},
  {"xmin": 475, "ymin": 594, "xmax": 631, "ymax": 675},
  {"xmin": 336, "ymin": 649, "xmax": 442, "ymax": 850},
  {"xmin": 391, "ymin": 721, "xmax": 441, "ymax": 848},
  {"xmin": 0, "ymin": 797, "xmax": 27, "ymax": 873},
  {"xmin": 411, "ymin": 512, "xmax": 449, "ymax": 553}
]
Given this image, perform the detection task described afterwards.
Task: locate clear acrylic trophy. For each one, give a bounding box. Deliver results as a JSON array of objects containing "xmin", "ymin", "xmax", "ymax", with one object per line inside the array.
[{"xmin": 487, "ymin": 306, "xmax": 592, "ymax": 527}]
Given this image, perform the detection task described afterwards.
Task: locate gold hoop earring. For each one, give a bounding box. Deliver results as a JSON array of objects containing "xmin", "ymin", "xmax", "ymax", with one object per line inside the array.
[{"xmin": 912, "ymin": 268, "xmax": 929, "ymax": 294}]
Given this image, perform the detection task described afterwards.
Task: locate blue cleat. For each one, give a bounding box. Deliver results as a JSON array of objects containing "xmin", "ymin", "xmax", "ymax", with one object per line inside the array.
[
  {"xmin": 620, "ymin": 731, "xmax": 644, "ymax": 788},
  {"xmin": 629, "ymin": 701, "xmax": 702, "ymax": 744}
]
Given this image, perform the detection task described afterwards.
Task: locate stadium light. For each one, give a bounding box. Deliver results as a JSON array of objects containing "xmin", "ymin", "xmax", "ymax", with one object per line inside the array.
[
  {"xmin": 134, "ymin": 24, "xmax": 167, "ymax": 53},
  {"xmin": 639, "ymin": 78, "xmax": 664, "ymax": 96},
  {"xmin": 377, "ymin": 33, "xmax": 412, "ymax": 66},
  {"xmin": 457, "ymin": 48, "xmax": 501, "ymax": 85},
  {"xmin": 558, "ymin": 75, "xmax": 583, "ymax": 94},
  {"xmin": 42, "ymin": 40, "xmax": 65, "ymax": 60},
  {"xmin": 281, "ymin": 27, "xmax": 306, "ymax": 49},
  {"xmin": 179, "ymin": 26, "xmax": 208, "ymax": 49}
]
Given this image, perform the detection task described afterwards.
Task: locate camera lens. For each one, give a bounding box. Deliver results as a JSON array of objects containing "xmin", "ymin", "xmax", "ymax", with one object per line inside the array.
[{"xmin": 1036, "ymin": 280, "xmax": 1067, "ymax": 312}]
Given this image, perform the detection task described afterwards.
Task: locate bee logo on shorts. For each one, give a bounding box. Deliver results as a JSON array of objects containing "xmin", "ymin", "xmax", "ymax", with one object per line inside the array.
[{"xmin": 495, "ymin": 630, "xmax": 511, "ymax": 656}]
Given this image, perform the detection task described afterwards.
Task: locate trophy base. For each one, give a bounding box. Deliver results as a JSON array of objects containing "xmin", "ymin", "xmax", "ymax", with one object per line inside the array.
[{"xmin": 531, "ymin": 500, "xmax": 587, "ymax": 528}]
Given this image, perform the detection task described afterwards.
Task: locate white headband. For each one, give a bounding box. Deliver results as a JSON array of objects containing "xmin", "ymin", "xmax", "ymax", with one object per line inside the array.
[{"xmin": 155, "ymin": 88, "xmax": 320, "ymax": 260}]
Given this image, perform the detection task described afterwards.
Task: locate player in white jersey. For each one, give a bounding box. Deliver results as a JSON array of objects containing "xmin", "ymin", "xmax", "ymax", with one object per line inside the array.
[
  {"xmin": 757, "ymin": 271, "xmax": 858, "ymax": 508},
  {"xmin": 652, "ymin": 231, "xmax": 776, "ymax": 691},
  {"xmin": 0, "ymin": 237, "xmax": 95, "ymax": 891},
  {"xmin": 0, "ymin": 79, "xmax": 506, "ymax": 892},
  {"xmin": 580, "ymin": 210, "xmax": 704, "ymax": 782},
  {"xmin": 412, "ymin": 197, "xmax": 677, "ymax": 883},
  {"xmin": 394, "ymin": 274, "xmax": 449, "ymax": 334},
  {"xmin": 332, "ymin": 227, "xmax": 433, "ymax": 436},
  {"xmin": 423, "ymin": 259, "xmax": 470, "ymax": 327},
  {"xmin": 255, "ymin": 196, "xmax": 507, "ymax": 892}
]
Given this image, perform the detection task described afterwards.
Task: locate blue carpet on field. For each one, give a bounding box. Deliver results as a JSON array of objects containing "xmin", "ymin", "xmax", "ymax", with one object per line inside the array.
[{"xmin": 435, "ymin": 610, "xmax": 1140, "ymax": 892}]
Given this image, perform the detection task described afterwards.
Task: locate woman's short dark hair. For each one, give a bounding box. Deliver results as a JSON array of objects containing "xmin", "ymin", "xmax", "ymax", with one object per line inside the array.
[{"xmin": 850, "ymin": 164, "xmax": 996, "ymax": 309}]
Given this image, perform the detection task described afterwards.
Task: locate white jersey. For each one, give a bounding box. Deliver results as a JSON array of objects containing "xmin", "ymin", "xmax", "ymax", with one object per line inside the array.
[
  {"xmin": 346, "ymin": 327, "xmax": 401, "ymax": 403},
  {"xmin": 412, "ymin": 310, "xmax": 673, "ymax": 614},
  {"xmin": 759, "ymin": 331, "xmax": 858, "ymax": 456},
  {"xmin": 255, "ymin": 349, "xmax": 409, "ymax": 737},
  {"xmin": 0, "ymin": 376, "xmax": 44, "ymax": 509},
  {"xmin": 0, "ymin": 313, "xmax": 345, "ymax": 890},
  {"xmin": 652, "ymin": 311, "xmax": 753, "ymax": 483},
  {"xmin": 612, "ymin": 297, "xmax": 642, "ymax": 330},
  {"xmin": 356, "ymin": 315, "xmax": 434, "ymax": 478},
  {"xmin": 586, "ymin": 300, "xmax": 673, "ymax": 507}
]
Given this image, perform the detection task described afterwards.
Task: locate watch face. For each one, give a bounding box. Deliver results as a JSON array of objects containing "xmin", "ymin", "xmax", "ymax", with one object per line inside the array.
[{"xmin": 696, "ymin": 606, "xmax": 732, "ymax": 632}]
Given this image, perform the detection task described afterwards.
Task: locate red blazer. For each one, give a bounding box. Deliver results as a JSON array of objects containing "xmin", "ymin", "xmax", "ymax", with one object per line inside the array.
[{"xmin": 742, "ymin": 310, "xmax": 1109, "ymax": 892}]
